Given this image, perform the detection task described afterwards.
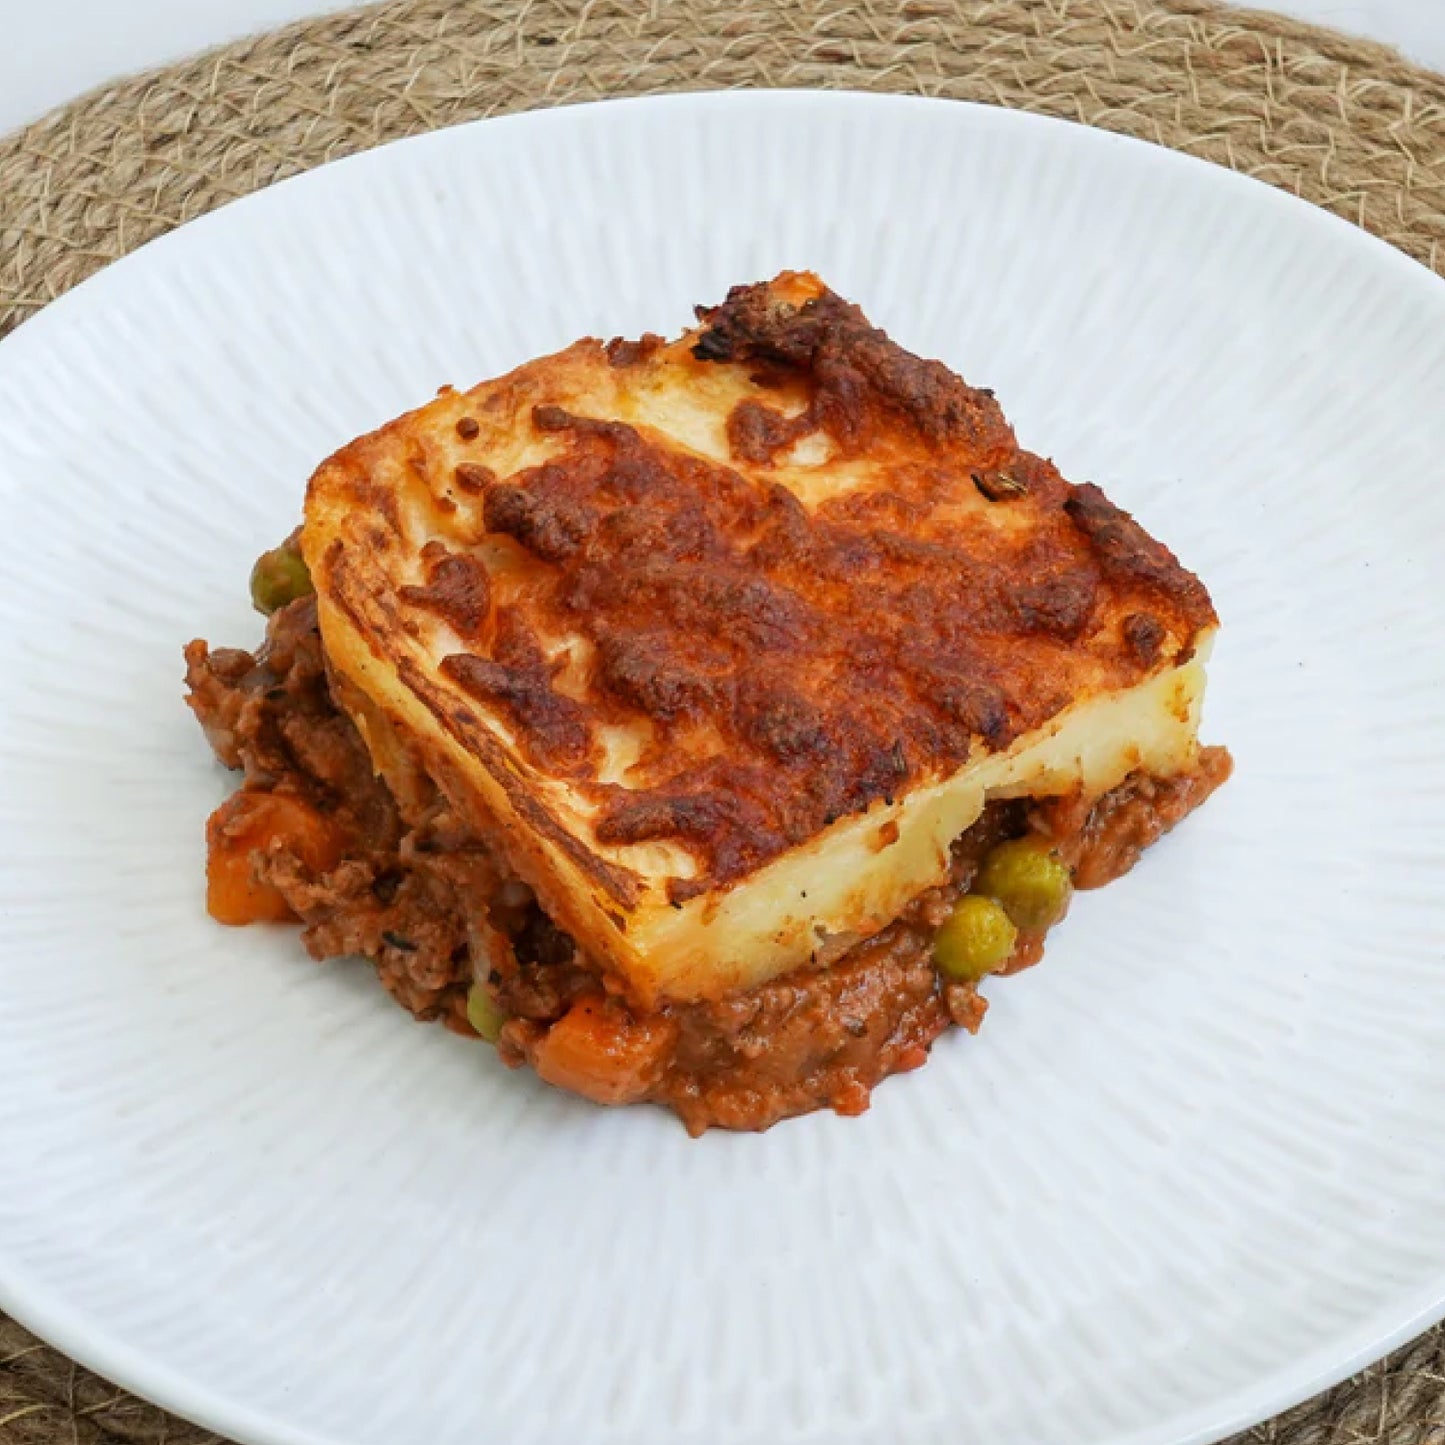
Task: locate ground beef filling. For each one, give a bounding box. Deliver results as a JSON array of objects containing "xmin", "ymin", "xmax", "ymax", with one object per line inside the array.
[{"xmin": 186, "ymin": 600, "xmax": 1231, "ymax": 1134}]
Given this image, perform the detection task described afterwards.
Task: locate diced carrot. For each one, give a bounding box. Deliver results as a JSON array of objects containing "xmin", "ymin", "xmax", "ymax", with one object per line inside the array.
[
  {"xmin": 204, "ymin": 790, "xmax": 345, "ymax": 926},
  {"xmin": 530, "ymin": 998, "xmax": 678, "ymax": 1107}
]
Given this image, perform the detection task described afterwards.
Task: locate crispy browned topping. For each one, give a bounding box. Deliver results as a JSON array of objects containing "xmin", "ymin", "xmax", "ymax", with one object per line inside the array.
[
  {"xmin": 484, "ymin": 472, "xmax": 595, "ymax": 564},
  {"xmin": 349, "ymin": 477, "xmax": 402, "ymax": 533},
  {"xmin": 455, "ymin": 428, "xmax": 1208, "ymax": 887},
  {"xmin": 1122, "ymin": 611, "xmax": 1167, "ymax": 666},
  {"xmin": 726, "ymin": 398, "xmax": 815, "ymax": 464},
  {"xmin": 398, "ymin": 543, "xmax": 491, "ymax": 638},
  {"xmin": 440, "ymin": 608, "xmax": 594, "ymax": 774},
  {"xmin": 1063, "ymin": 482, "xmax": 1213, "ymax": 624},
  {"xmin": 694, "ymin": 278, "xmax": 1017, "ymax": 459},
  {"xmin": 453, "ymin": 462, "xmax": 495, "ymax": 494},
  {"xmin": 316, "ymin": 275, "xmax": 1218, "ymax": 895},
  {"xmin": 605, "ymin": 332, "xmax": 665, "ymax": 368}
]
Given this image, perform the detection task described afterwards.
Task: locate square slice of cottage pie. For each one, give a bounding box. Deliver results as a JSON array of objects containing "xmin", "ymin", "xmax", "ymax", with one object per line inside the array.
[{"xmin": 186, "ymin": 271, "xmax": 1229, "ymax": 1134}]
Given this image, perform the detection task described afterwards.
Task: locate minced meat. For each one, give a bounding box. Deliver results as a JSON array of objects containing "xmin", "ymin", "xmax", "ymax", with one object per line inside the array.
[{"xmin": 186, "ymin": 600, "xmax": 1230, "ymax": 1133}]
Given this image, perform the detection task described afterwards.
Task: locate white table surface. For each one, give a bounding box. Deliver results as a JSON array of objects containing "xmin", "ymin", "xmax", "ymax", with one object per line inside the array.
[{"xmin": 3, "ymin": 0, "xmax": 1445, "ymax": 137}]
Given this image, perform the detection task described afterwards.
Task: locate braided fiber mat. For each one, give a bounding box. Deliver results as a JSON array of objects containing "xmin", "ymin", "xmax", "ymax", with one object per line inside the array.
[{"xmin": 3, "ymin": 0, "xmax": 1445, "ymax": 1441}]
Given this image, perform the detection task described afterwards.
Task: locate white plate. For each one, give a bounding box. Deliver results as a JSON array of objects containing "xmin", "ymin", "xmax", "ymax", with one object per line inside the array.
[{"xmin": 1, "ymin": 89, "xmax": 1444, "ymax": 1445}]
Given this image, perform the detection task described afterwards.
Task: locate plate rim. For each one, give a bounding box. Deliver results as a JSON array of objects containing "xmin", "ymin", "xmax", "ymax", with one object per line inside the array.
[{"xmin": 3, "ymin": 84, "xmax": 1444, "ymax": 1445}]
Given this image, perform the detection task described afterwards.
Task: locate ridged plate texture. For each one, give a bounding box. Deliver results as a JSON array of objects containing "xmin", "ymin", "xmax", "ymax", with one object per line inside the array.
[{"xmin": 0, "ymin": 92, "xmax": 1443, "ymax": 1445}]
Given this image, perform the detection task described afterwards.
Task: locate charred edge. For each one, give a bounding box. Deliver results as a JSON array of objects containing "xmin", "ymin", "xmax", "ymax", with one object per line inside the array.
[
  {"xmin": 691, "ymin": 279, "xmax": 1015, "ymax": 456},
  {"xmin": 1064, "ymin": 483, "xmax": 1215, "ymax": 626},
  {"xmin": 606, "ymin": 333, "xmax": 665, "ymax": 368}
]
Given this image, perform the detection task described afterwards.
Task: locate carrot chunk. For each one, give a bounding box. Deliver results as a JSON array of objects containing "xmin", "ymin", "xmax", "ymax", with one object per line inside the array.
[
  {"xmin": 531, "ymin": 998, "xmax": 677, "ymax": 1106},
  {"xmin": 205, "ymin": 791, "xmax": 344, "ymax": 926}
]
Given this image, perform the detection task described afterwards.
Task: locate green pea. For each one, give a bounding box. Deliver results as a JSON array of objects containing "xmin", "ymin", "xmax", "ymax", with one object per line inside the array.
[
  {"xmin": 249, "ymin": 538, "xmax": 313, "ymax": 615},
  {"xmin": 934, "ymin": 894, "xmax": 1018, "ymax": 982},
  {"xmin": 465, "ymin": 983, "xmax": 508, "ymax": 1044},
  {"xmin": 975, "ymin": 838, "xmax": 1073, "ymax": 931}
]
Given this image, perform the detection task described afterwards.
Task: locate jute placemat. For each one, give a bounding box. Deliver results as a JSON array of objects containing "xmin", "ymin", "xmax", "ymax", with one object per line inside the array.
[{"xmin": 1, "ymin": 1, "xmax": 1444, "ymax": 1441}]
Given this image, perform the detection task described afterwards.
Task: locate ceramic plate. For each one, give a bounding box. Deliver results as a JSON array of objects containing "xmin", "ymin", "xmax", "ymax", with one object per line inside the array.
[{"xmin": 1, "ymin": 91, "xmax": 1443, "ymax": 1445}]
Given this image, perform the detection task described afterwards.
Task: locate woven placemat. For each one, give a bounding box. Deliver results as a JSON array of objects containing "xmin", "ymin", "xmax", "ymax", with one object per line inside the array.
[{"xmin": 2, "ymin": 0, "xmax": 1444, "ymax": 1441}]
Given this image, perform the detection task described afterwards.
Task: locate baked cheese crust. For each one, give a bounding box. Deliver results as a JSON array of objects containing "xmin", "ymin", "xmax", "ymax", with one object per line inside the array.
[{"xmin": 304, "ymin": 272, "xmax": 1217, "ymax": 1004}]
